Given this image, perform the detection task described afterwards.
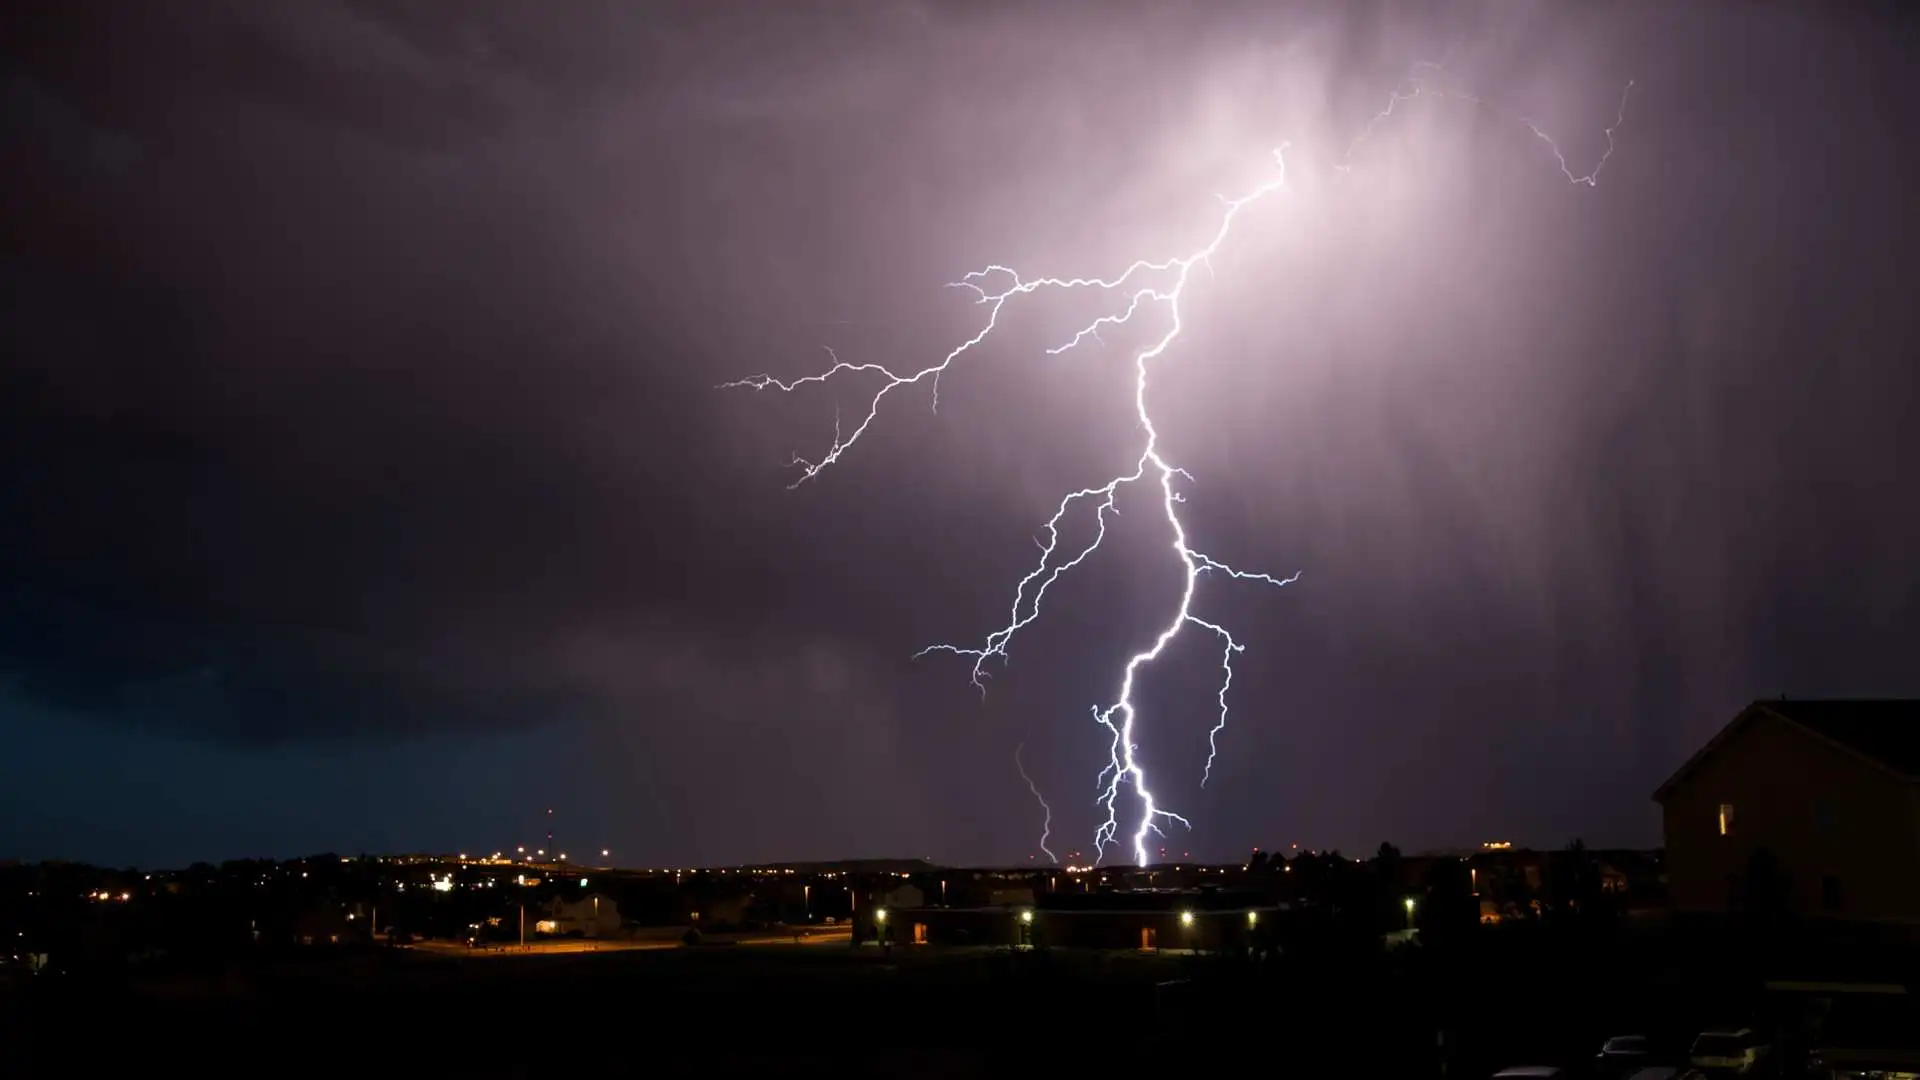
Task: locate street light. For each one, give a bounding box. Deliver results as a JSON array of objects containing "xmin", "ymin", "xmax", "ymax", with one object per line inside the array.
[
  {"xmin": 1179, "ymin": 910, "xmax": 1194, "ymax": 927},
  {"xmin": 1019, "ymin": 910, "xmax": 1033, "ymax": 924},
  {"xmin": 1247, "ymin": 910, "xmax": 1258, "ymax": 926},
  {"xmin": 875, "ymin": 907, "xmax": 888, "ymax": 924}
]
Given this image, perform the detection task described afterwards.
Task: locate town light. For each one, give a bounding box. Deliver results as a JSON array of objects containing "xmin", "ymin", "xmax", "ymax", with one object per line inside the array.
[
  {"xmin": 875, "ymin": 908, "xmax": 888, "ymax": 923},
  {"xmin": 1247, "ymin": 911, "xmax": 1258, "ymax": 926},
  {"xmin": 1019, "ymin": 910, "xmax": 1033, "ymax": 924},
  {"xmin": 1404, "ymin": 897, "xmax": 1417, "ymax": 915},
  {"xmin": 1179, "ymin": 911, "xmax": 1194, "ymax": 927}
]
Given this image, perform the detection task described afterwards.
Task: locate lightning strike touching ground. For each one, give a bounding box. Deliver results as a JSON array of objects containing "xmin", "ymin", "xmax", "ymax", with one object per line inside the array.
[
  {"xmin": 1014, "ymin": 742, "xmax": 1057, "ymax": 864},
  {"xmin": 725, "ymin": 69, "xmax": 1634, "ymax": 867}
]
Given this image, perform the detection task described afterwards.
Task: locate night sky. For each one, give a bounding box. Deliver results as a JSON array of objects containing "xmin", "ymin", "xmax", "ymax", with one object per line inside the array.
[{"xmin": 4, "ymin": 1, "xmax": 1916, "ymax": 869}]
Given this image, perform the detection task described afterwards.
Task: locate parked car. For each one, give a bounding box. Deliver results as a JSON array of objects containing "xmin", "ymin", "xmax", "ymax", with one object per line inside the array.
[
  {"xmin": 1595, "ymin": 1035, "xmax": 1656, "ymax": 1076},
  {"xmin": 1689, "ymin": 1028, "xmax": 1771, "ymax": 1075},
  {"xmin": 1806, "ymin": 992, "xmax": 1920, "ymax": 1079},
  {"xmin": 1491, "ymin": 1069, "xmax": 1565, "ymax": 1079}
]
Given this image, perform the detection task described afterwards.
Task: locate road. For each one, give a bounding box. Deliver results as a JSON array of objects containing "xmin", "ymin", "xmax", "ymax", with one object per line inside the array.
[{"xmin": 407, "ymin": 927, "xmax": 852, "ymax": 958}]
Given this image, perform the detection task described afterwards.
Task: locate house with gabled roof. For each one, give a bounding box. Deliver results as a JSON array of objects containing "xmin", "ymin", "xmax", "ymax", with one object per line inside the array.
[{"xmin": 1653, "ymin": 699, "xmax": 1920, "ymax": 924}]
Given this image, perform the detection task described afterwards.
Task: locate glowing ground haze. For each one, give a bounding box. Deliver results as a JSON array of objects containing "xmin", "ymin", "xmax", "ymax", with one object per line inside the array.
[{"xmin": 728, "ymin": 70, "xmax": 1633, "ymax": 867}]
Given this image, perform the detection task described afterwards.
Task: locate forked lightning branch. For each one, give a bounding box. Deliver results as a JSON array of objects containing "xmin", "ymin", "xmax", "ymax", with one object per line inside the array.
[{"xmin": 726, "ymin": 70, "xmax": 1634, "ymax": 867}]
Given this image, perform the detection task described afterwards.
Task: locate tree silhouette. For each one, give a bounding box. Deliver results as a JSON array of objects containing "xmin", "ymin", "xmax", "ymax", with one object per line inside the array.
[
  {"xmin": 1418, "ymin": 858, "xmax": 1477, "ymax": 943},
  {"xmin": 1373, "ymin": 843, "xmax": 1404, "ymax": 933}
]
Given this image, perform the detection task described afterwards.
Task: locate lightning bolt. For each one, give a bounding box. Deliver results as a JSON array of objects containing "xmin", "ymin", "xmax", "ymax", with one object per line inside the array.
[
  {"xmin": 1014, "ymin": 742, "xmax": 1057, "ymax": 865},
  {"xmin": 1340, "ymin": 69, "xmax": 1636, "ymax": 187},
  {"xmin": 726, "ymin": 69, "xmax": 1633, "ymax": 867}
]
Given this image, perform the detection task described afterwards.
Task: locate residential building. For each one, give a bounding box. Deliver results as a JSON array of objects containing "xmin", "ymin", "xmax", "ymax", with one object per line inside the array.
[
  {"xmin": 536, "ymin": 892, "xmax": 621, "ymax": 937},
  {"xmin": 874, "ymin": 889, "xmax": 1277, "ymax": 951},
  {"xmin": 289, "ymin": 904, "xmax": 370, "ymax": 947},
  {"xmin": 872, "ymin": 881, "xmax": 924, "ymax": 910},
  {"xmin": 1653, "ymin": 699, "xmax": 1920, "ymax": 924},
  {"xmin": 689, "ymin": 890, "xmax": 755, "ymax": 928}
]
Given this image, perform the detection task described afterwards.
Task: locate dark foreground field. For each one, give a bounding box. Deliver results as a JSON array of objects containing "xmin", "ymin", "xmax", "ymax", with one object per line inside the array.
[
  {"xmin": 18, "ymin": 944, "xmax": 1219, "ymax": 1076},
  {"xmin": 9, "ymin": 925, "xmax": 1914, "ymax": 1077}
]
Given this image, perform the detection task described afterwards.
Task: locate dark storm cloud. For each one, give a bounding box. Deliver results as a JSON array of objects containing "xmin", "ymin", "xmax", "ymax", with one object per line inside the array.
[
  {"xmin": 3, "ymin": 0, "xmax": 1917, "ymax": 863},
  {"xmin": 1, "ymin": 0, "xmax": 883, "ymax": 746},
  {"xmin": 0, "ymin": 587, "xmax": 579, "ymax": 743}
]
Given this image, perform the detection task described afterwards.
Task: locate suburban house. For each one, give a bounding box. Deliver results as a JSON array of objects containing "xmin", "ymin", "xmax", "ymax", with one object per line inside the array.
[
  {"xmin": 688, "ymin": 891, "xmax": 752, "ymax": 928},
  {"xmin": 535, "ymin": 892, "xmax": 621, "ymax": 937},
  {"xmin": 947, "ymin": 876, "xmax": 1036, "ymax": 908},
  {"xmin": 878, "ymin": 890, "xmax": 1282, "ymax": 951},
  {"xmin": 288, "ymin": 903, "xmax": 371, "ymax": 947},
  {"xmin": 1653, "ymin": 699, "xmax": 1920, "ymax": 924},
  {"xmin": 872, "ymin": 881, "xmax": 925, "ymax": 911}
]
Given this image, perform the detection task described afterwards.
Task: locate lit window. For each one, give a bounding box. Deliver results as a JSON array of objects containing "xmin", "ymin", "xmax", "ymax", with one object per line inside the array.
[{"xmin": 1718, "ymin": 803, "xmax": 1733, "ymax": 836}]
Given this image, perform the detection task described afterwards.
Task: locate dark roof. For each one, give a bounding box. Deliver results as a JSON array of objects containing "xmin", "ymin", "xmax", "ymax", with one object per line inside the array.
[
  {"xmin": 1654, "ymin": 699, "xmax": 1920, "ymax": 801},
  {"xmin": 894, "ymin": 903, "xmax": 1285, "ymax": 917},
  {"xmin": 1762, "ymin": 700, "xmax": 1920, "ymax": 778},
  {"xmin": 1041, "ymin": 888, "xmax": 1271, "ymax": 913}
]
